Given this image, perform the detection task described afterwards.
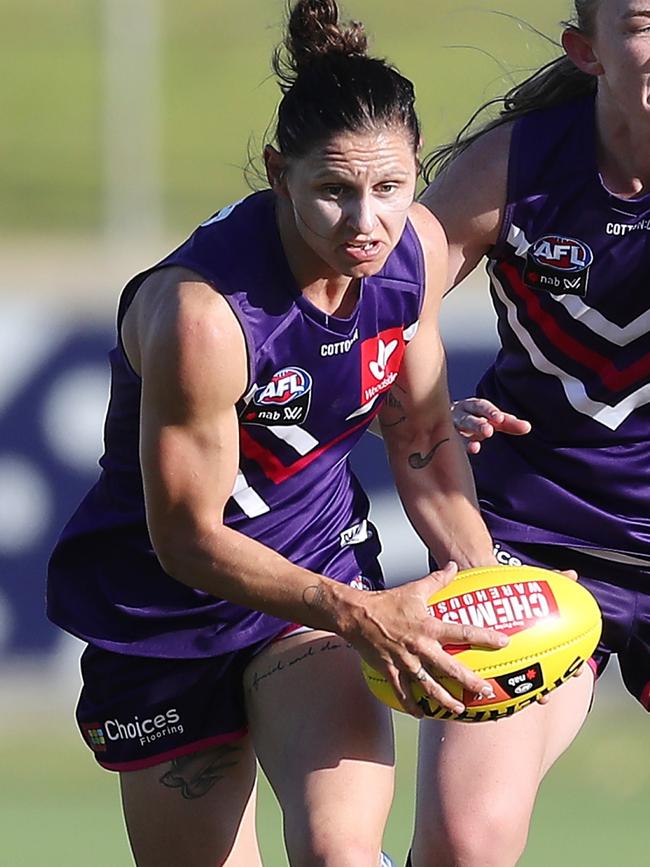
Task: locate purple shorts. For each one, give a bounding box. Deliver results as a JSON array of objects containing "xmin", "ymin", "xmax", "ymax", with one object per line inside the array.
[
  {"xmin": 76, "ymin": 635, "xmax": 277, "ymax": 772},
  {"xmin": 492, "ymin": 539, "xmax": 650, "ymax": 711},
  {"xmin": 76, "ymin": 573, "xmax": 383, "ymax": 771}
]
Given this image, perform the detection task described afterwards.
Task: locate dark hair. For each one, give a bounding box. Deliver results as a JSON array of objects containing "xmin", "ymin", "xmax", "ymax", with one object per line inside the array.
[
  {"xmin": 422, "ymin": 0, "xmax": 600, "ymax": 182},
  {"xmin": 272, "ymin": 0, "xmax": 421, "ymax": 158}
]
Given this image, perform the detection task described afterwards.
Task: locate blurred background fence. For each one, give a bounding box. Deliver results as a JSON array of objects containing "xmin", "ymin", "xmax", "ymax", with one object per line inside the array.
[{"xmin": 1, "ymin": 3, "xmax": 647, "ymax": 865}]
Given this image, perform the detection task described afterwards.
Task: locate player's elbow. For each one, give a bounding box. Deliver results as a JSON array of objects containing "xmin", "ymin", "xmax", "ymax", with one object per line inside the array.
[{"xmin": 149, "ymin": 514, "xmax": 222, "ymax": 589}]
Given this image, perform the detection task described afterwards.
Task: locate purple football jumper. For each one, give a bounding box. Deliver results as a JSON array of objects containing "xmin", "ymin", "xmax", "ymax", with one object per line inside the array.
[
  {"xmin": 47, "ymin": 190, "xmax": 425, "ymax": 661},
  {"xmin": 472, "ymin": 96, "xmax": 650, "ymax": 708}
]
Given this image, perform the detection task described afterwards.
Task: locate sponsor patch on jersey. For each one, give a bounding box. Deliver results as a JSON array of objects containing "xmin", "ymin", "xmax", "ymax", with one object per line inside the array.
[
  {"xmin": 524, "ymin": 234, "xmax": 593, "ymax": 296},
  {"xmin": 339, "ymin": 519, "xmax": 371, "ymax": 548},
  {"xmin": 320, "ymin": 328, "xmax": 359, "ymax": 357},
  {"xmin": 243, "ymin": 367, "xmax": 313, "ymax": 427},
  {"xmin": 346, "ymin": 327, "xmax": 405, "ymax": 419}
]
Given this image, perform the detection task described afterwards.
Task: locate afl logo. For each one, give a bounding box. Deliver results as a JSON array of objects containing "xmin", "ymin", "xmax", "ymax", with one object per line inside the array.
[
  {"xmin": 530, "ymin": 235, "xmax": 593, "ymax": 272},
  {"xmin": 254, "ymin": 367, "xmax": 313, "ymax": 406}
]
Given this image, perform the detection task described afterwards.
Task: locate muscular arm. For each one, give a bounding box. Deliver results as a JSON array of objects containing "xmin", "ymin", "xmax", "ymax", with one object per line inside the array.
[
  {"xmin": 378, "ymin": 207, "xmax": 494, "ymax": 570},
  {"xmin": 123, "ymin": 267, "xmax": 348, "ymax": 631}
]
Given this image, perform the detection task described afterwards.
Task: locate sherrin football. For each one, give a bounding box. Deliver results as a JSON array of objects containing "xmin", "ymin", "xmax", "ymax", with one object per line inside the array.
[{"xmin": 361, "ymin": 565, "xmax": 602, "ymax": 722}]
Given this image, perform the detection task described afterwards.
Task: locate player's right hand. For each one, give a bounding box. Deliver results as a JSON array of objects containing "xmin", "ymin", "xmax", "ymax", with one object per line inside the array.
[
  {"xmin": 451, "ymin": 397, "xmax": 531, "ymax": 454},
  {"xmin": 344, "ymin": 561, "xmax": 509, "ymax": 718}
]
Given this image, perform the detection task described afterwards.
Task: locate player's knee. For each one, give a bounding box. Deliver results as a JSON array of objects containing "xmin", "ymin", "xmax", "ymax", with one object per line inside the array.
[
  {"xmin": 414, "ymin": 802, "xmax": 530, "ymax": 867},
  {"xmin": 286, "ymin": 823, "xmax": 381, "ymax": 866}
]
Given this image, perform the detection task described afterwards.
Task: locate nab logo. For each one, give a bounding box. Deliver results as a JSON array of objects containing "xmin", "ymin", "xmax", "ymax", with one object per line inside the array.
[
  {"xmin": 254, "ymin": 368, "xmax": 312, "ymax": 406},
  {"xmin": 530, "ymin": 235, "xmax": 594, "ymax": 271},
  {"xmin": 525, "ymin": 234, "xmax": 593, "ymax": 297}
]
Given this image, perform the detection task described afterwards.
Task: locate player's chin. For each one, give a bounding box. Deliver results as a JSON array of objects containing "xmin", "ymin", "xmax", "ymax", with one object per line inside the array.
[{"xmin": 341, "ymin": 256, "xmax": 391, "ymax": 279}]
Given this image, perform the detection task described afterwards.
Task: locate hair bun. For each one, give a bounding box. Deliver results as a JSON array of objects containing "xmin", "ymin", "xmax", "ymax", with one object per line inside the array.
[{"xmin": 277, "ymin": 0, "xmax": 368, "ymax": 86}]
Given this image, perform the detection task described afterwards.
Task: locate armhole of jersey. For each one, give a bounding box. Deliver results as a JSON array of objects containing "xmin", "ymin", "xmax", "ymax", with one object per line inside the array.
[
  {"xmin": 490, "ymin": 120, "xmax": 522, "ymax": 259},
  {"xmin": 115, "ymin": 264, "xmax": 257, "ymax": 394},
  {"xmin": 405, "ymin": 216, "xmax": 427, "ymax": 316},
  {"xmin": 216, "ymin": 292, "xmax": 256, "ymax": 396},
  {"xmin": 116, "ymin": 267, "xmax": 157, "ymax": 380}
]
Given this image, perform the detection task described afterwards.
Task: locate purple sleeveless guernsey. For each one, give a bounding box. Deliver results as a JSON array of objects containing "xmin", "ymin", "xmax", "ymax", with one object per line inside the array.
[
  {"xmin": 473, "ymin": 96, "xmax": 650, "ymax": 564},
  {"xmin": 47, "ymin": 190, "xmax": 425, "ymax": 657}
]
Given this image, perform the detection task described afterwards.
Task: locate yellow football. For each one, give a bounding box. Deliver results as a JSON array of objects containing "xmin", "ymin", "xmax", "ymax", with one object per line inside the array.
[{"xmin": 361, "ymin": 565, "xmax": 602, "ymax": 722}]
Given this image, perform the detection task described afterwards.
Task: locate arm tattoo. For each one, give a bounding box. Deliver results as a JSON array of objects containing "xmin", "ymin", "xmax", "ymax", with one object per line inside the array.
[
  {"xmin": 303, "ymin": 583, "xmax": 326, "ymax": 609},
  {"xmin": 382, "ymin": 390, "xmax": 407, "ymax": 427},
  {"xmin": 159, "ymin": 744, "xmax": 242, "ymax": 799},
  {"xmin": 408, "ymin": 438, "xmax": 450, "ymax": 470},
  {"xmin": 382, "ymin": 415, "xmax": 407, "ymax": 428}
]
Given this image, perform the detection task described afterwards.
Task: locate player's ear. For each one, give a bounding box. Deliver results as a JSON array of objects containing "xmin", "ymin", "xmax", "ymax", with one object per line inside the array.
[
  {"xmin": 264, "ymin": 145, "xmax": 289, "ymax": 197},
  {"xmin": 562, "ymin": 27, "xmax": 603, "ymax": 77}
]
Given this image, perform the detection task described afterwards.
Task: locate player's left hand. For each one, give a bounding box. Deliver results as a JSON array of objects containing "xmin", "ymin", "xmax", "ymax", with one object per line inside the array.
[{"xmin": 451, "ymin": 397, "xmax": 531, "ymax": 454}]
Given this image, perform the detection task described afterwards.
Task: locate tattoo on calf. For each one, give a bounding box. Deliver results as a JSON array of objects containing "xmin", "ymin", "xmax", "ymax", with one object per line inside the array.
[
  {"xmin": 408, "ymin": 438, "xmax": 450, "ymax": 470},
  {"xmin": 159, "ymin": 744, "xmax": 242, "ymax": 799}
]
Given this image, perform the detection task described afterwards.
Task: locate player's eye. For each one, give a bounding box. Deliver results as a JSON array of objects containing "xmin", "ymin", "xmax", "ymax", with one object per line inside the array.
[
  {"xmin": 321, "ymin": 184, "xmax": 345, "ymax": 198},
  {"xmin": 375, "ymin": 182, "xmax": 399, "ymax": 194}
]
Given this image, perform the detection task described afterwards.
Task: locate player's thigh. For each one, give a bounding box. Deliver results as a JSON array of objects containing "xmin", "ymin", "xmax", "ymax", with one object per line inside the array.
[
  {"xmin": 120, "ymin": 734, "xmax": 262, "ymax": 867},
  {"xmin": 244, "ymin": 630, "xmax": 395, "ymax": 832},
  {"xmin": 76, "ymin": 645, "xmax": 269, "ymax": 867},
  {"xmin": 413, "ymin": 669, "xmax": 594, "ymax": 852}
]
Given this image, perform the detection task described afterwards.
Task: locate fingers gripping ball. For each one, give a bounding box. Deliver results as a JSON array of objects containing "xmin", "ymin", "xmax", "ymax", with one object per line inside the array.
[{"xmin": 362, "ymin": 565, "xmax": 602, "ymax": 723}]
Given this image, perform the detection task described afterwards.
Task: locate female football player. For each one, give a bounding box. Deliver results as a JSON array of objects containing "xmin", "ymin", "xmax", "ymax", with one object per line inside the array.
[
  {"xmin": 47, "ymin": 2, "xmax": 505, "ymax": 865},
  {"xmin": 413, "ymin": 1, "xmax": 650, "ymax": 865}
]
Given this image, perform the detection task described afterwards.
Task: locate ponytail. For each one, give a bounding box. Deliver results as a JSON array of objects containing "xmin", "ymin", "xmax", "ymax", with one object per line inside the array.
[{"xmin": 422, "ymin": 3, "xmax": 601, "ymax": 182}]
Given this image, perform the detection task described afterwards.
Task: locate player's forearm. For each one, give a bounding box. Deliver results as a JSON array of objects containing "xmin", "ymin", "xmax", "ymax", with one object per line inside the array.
[
  {"xmin": 384, "ymin": 421, "xmax": 494, "ymax": 570},
  {"xmin": 153, "ymin": 521, "xmax": 363, "ymax": 636}
]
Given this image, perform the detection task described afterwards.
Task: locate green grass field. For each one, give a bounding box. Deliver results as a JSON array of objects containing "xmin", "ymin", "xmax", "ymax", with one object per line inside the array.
[
  {"xmin": 5, "ymin": 0, "xmax": 572, "ymax": 234},
  {"xmin": 2, "ymin": 695, "xmax": 647, "ymax": 866}
]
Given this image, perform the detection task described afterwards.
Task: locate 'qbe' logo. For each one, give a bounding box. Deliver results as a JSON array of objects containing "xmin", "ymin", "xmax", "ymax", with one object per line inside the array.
[{"xmin": 524, "ymin": 234, "xmax": 593, "ymax": 296}]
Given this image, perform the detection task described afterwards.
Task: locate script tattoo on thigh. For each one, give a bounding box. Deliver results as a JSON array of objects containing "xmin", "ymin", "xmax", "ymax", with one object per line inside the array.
[
  {"xmin": 248, "ymin": 638, "xmax": 351, "ymax": 692},
  {"xmin": 408, "ymin": 438, "xmax": 450, "ymax": 470},
  {"xmin": 159, "ymin": 744, "xmax": 242, "ymax": 799}
]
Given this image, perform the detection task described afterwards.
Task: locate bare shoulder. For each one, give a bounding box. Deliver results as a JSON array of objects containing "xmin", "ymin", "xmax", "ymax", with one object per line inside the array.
[
  {"xmin": 419, "ymin": 121, "xmax": 514, "ymax": 246},
  {"xmin": 123, "ymin": 266, "xmax": 248, "ymax": 400},
  {"xmin": 407, "ymin": 202, "xmax": 448, "ymax": 258}
]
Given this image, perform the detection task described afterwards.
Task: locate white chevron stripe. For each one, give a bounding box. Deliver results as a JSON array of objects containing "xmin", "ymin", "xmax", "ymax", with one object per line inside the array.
[
  {"xmin": 231, "ymin": 470, "xmax": 269, "ymax": 518},
  {"xmin": 553, "ymin": 293, "xmax": 650, "ymax": 346},
  {"xmin": 488, "ymin": 261, "xmax": 650, "ymax": 430},
  {"xmin": 267, "ymin": 424, "xmax": 318, "ymax": 455},
  {"xmin": 507, "ymin": 223, "xmax": 650, "ymax": 345}
]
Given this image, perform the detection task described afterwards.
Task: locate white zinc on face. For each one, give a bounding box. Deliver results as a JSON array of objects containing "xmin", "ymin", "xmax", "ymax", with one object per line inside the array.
[{"xmin": 280, "ymin": 127, "xmax": 418, "ymax": 280}]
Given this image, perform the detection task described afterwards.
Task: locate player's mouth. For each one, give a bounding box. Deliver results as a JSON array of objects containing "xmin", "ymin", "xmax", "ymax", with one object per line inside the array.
[{"xmin": 341, "ymin": 239, "xmax": 383, "ymax": 262}]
